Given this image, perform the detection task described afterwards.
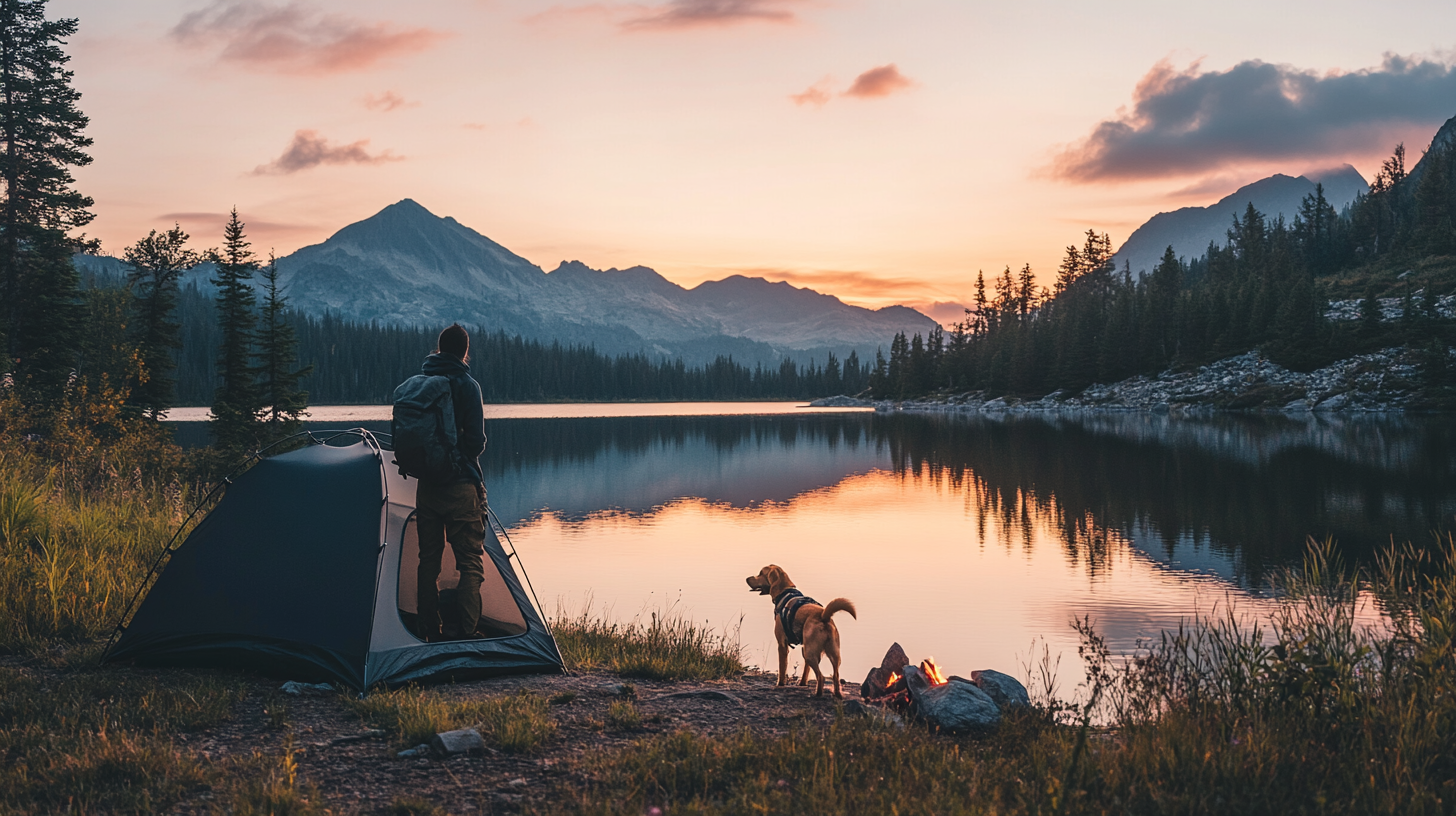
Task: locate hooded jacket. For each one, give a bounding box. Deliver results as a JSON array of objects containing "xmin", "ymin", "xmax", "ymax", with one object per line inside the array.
[{"xmin": 420, "ymin": 352, "xmax": 486, "ymax": 486}]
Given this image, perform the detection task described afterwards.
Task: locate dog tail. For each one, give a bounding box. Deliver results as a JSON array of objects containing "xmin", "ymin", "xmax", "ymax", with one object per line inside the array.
[{"xmin": 821, "ymin": 598, "xmax": 857, "ymax": 621}]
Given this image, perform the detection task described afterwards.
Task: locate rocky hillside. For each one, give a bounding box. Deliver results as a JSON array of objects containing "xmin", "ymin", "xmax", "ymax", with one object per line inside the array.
[{"xmin": 1112, "ymin": 166, "xmax": 1368, "ymax": 277}]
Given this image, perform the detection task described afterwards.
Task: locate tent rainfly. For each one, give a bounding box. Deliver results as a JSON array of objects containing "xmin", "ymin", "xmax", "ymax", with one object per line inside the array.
[{"xmin": 104, "ymin": 432, "xmax": 563, "ymax": 689}]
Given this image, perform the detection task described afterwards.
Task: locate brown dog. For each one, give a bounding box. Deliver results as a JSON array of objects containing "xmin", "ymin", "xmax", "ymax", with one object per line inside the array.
[{"xmin": 746, "ymin": 565, "xmax": 856, "ymax": 698}]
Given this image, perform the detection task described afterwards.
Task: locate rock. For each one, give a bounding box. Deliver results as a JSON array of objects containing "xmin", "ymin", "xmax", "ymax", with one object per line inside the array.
[
  {"xmin": 968, "ymin": 670, "xmax": 1030, "ymax": 711},
  {"xmin": 397, "ymin": 744, "xmax": 431, "ymax": 758},
  {"xmin": 904, "ymin": 665, "xmax": 1001, "ymax": 733},
  {"xmin": 862, "ymin": 643, "xmax": 911, "ymax": 698},
  {"xmin": 879, "ymin": 643, "xmax": 910, "ymax": 674},
  {"xmin": 597, "ymin": 683, "xmax": 632, "ymax": 697},
  {"xmin": 280, "ymin": 681, "xmax": 334, "ymax": 695},
  {"xmin": 431, "ymin": 728, "xmax": 486, "ymax": 756},
  {"xmin": 659, "ymin": 689, "xmax": 743, "ymax": 704},
  {"xmin": 808, "ymin": 395, "xmax": 873, "ymax": 407}
]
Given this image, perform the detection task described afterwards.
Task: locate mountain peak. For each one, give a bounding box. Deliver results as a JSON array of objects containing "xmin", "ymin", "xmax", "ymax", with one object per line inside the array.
[
  {"xmin": 1407, "ymin": 114, "xmax": 1456, "ymax": 189},
  {"xmin": 1113, "ymin": 168, "xmax": 1368, "ymax": 276}
]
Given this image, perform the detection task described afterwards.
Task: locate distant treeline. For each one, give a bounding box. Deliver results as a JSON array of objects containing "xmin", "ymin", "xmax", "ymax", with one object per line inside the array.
[
  {"xmin": 871, "ymin": 141, "xmax": 1456, "ymax": 401},
  {"xmin": 163, "ymin": 283, "xmax": 872, "ymax": 405}
]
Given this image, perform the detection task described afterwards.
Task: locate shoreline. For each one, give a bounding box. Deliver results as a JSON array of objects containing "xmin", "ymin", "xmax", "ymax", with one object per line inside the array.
[{"xmin": 814, "ymin": 344, "xmax": 1453, "ymax": 415}]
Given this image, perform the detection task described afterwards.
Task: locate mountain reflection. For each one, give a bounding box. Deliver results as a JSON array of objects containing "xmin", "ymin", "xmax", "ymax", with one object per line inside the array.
[
  {"xmin": 173, "ymin": 410, "xmax": 1453, "ymax": 587},
  {"xmin": 481, "ymin": 412, "xmax": 1454, "ymax": 586}
]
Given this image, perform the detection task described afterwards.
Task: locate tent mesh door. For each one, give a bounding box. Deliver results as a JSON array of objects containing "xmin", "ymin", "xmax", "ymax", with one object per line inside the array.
[{"xmin": 396, "ymin": 514, "xmax": 528, "ymax": 639}]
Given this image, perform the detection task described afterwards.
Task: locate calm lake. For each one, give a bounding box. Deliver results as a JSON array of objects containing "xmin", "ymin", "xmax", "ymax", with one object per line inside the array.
[{"xmin": 168, "ymin": 405, "xmax": 1455, "ymax": 694}]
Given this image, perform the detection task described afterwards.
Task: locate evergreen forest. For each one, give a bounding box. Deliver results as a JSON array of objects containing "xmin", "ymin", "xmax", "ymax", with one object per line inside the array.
[
  {"xmin": 82, "ymin": 271, "xmax": 873, "ymax": 407},
  {"xmin": 869, "ymin": 144, "xmax": 1456, "ymax": 400}
]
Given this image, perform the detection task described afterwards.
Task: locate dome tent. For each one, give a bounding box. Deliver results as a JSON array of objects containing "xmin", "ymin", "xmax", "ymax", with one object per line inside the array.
[{"xmin": 103, "ymin": 431, "xmax": 563, "ymax": 690}]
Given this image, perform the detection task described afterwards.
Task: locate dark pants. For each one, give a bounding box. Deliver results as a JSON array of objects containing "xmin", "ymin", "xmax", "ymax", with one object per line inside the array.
[{"xmin": 415, "ymin": 480, "xmax": 485, "ymax": 639}]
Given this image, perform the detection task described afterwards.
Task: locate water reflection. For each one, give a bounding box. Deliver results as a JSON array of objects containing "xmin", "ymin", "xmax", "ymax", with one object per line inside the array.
[
  {"xmin": 480, "ymin": 412, "xmax": 1454, "ymax": 583},
  {"xmin": 171, "ymin": 410, "xmax": 1453, "ymax": 686}
]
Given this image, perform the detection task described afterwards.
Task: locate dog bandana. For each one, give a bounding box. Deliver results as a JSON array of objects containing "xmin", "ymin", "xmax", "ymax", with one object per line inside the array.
[{"xmin": 773, "ymin": 588, "xmax": 817, "ymax": 646}]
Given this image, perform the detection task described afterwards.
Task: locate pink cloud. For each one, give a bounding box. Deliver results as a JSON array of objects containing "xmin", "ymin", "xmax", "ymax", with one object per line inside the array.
[
  {"xmin": 843, "ymin": 64, "xmax": 915, "ymax": 99},
  {"xmin": 527, "ymin": 0, "xmax": 802, "ymax": 31},
  {"xmin": 363, "ymin": 90, "xmax": 417, "ymax": 112},
  {"xmin": 172, "ymin": 1, "xmax": 446, "ymax": 75},
  {"xmin": 251, "ymin": 130, "xmax": 403, "ymax": 175},
  {"xmin": 734, "ymin": 266, "xmax": 946, "ymax": 303},
  {"xmin": 790, "ymin": 78, "xmax": 833, "ymax": 107},
  {"xmin": 792, "ymin": 65, "xmax": 916, "ymax": 107},
  {"xmin": 622, "ymin": 0, "xmax": 801, "ymax": 30},
  {"xmin": 157, "ymin": 211, "xmax": 318, "ymax": 241}
]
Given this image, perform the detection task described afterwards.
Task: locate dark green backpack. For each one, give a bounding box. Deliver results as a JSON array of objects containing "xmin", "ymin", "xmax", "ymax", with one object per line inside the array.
[{"xmin": 390, "ymin": 374, "xmax": 458, "ymax": 481}]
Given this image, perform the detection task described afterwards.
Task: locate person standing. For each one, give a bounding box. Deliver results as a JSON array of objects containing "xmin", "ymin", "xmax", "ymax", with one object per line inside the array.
[{"xmin": 413, "ymin": 324, "xmax": 487, "ymax": 641}]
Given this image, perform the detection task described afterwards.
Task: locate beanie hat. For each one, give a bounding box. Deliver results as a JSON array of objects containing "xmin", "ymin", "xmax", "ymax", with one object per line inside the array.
[{"xmin": 438, "ymin": 323, "xmax": 470, "ymax": 360}]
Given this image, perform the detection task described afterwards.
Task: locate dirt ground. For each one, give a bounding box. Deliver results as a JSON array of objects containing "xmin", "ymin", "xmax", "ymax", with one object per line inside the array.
[{"xmin": 168, "ymin": 668, "xmax": 864, "ymax": 815}]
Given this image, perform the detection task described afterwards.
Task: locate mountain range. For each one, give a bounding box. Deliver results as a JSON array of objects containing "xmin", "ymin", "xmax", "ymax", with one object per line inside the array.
[
  {"xmin": 1111, "ymin": 165, "xmax": 1370, "ymax": 277},
  {"xmin": 79, "ymin": 200, "xmax": 937, "ymax": 367}
]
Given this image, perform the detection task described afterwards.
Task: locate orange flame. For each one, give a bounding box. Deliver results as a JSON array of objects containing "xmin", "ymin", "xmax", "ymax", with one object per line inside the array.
[
  {"xmin": 885, "ymin": 671, "xmax": 901, "ymax": 687},
  {"xmin": 920, "ymin": 657, "xmax": 947, "ymax": 685}
]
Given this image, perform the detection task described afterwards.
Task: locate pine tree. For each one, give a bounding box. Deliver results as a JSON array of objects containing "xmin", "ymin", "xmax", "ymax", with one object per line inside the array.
[
  {"xmin": 209, "ymin": 208, "xmax": 261, "ymax": 452},
  {"xmin": 123, "ymin": 224, "xmax": 199, "ymax": 418},
  {"xmin": 0, "ymin": 0, "xmax": 94, "ymax": 399},
  {"xmin": 1016, "ymin": 263, "xmax": 1036, "ymax": 319},
  {"xmin": 1414, "ymin": 145, "xmax": 1456, "ymax": 256},
  {"xmin": 869, "ymin": 347, "xmax": 889, "ymax": 396},
  {"xmin": 255, "ymin": 251, "xmax": 311, "ymax": 439}
]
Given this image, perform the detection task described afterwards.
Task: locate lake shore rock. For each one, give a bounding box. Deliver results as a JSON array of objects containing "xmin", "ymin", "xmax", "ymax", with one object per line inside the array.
[
  {"xmin": 904, "ymin": 665, "xmax": 1002, "ymax": 734},
  {"xmin": 850, "ymin": 344, "xmax": 1453, "ymax": 415}
]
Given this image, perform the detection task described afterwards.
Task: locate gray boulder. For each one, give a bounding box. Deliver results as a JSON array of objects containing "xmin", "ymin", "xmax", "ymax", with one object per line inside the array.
[
  {"xmin": 431, "ymin": 728, "xmax": 486, "ymax": 756},
  {"xmin": 861, "ymin": 643, "xmax": 910, "ymax": 698},
  {"xmin": 904, "ymin": 665, "xmax": 1001, "ymax": 733},
  {"xmin": 968, "ymin": 669, "xmax": 1030, "ymax": 711}
]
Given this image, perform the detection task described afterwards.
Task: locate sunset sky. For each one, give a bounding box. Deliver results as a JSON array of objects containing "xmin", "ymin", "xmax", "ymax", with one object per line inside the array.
[{"xmin": 58, "ymin": 0, "xmax": 1456, "ymax": 321}]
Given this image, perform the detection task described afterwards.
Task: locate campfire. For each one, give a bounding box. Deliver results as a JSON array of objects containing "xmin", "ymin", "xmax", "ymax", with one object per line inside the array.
[
  {"xmin": 860, "ymin": 644, "xmax": 952, "ymax": 710},
  {"xmin": 857, "ymin": 643, "xmax": 1030, "ymax": 733}
]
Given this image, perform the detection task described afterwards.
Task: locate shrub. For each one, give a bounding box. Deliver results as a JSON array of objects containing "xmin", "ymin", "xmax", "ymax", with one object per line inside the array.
[{"xmin": 551, "ymin": 602, "xmax": 744, "ymax": 681}]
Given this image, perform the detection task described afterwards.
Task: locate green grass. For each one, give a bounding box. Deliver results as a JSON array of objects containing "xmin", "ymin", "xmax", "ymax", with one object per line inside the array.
[
  {"xmin": 0, "ymin": 409, "xmax": 210, "ymax": 653},
  {"xmin": 551, "ymin": 603, "xmax": 745, "ymax": 681},
  {"xmin": 605, "ymin": 700, "xmax": 643, "ymax": 731},
  {"xmin": 0, "ymin": 663, "xmax": 247, "ymax": 814},
  {"xmin": 346, "ymin": 686, "xmax": 558, "ymax": 753},
  {"xmin": 538, "ymin": 539, "xmax": 1456, "ymax": 816}
]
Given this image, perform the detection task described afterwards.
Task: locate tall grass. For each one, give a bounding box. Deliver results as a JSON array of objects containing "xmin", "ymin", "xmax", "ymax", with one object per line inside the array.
[
  {"xmin": 543, "ymin": 538, "xmax": 1456, "ymax": 815},
  {"xmin": 0, "ymin": 448, "xmax": 200, "ymax": 651},
  {"xmin": 551, "ymin": 602, "xmax": 745, "ymax": 681},
  {"xmin": 0, "ymin": 392, "xmax": 213, "ymax": 652}
]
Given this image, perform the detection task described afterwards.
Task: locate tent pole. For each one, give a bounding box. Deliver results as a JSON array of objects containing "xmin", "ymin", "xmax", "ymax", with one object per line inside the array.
[{"xmin": 486, "ymin": 505, "xmax": 557, "ymax": 643}]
